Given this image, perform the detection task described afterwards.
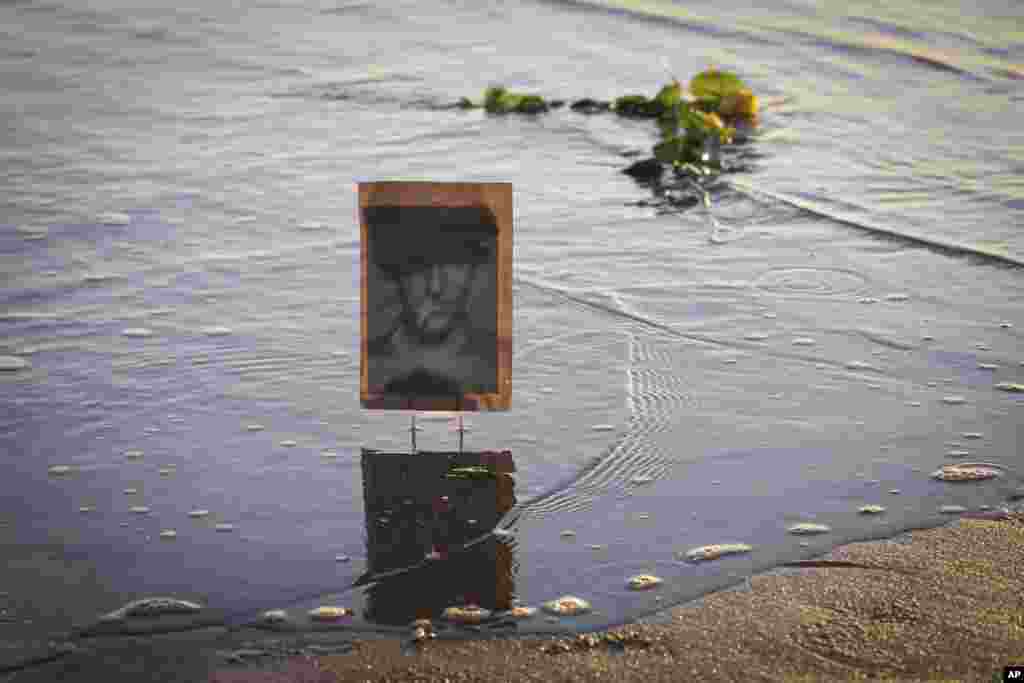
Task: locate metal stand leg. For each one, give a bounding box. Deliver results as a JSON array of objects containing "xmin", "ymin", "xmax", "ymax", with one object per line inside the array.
[
  {"xmin": 410, "ymin": 413, "xmax": 417, "ymax": 453},
  {"xmin": 457, "ymin": 415, "xmax": 464, "ymax": 453}
]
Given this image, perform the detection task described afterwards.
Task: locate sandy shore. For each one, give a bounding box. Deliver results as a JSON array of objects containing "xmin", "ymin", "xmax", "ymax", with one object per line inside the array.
[{"xmin": 197, "ymin": 511, "xmax": 1024, "ymax": 683}]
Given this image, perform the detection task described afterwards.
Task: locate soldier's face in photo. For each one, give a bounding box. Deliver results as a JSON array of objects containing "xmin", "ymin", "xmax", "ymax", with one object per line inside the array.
[{"xmin": 397, "ymin": 261, "xmax": 476, "ymax": 346}]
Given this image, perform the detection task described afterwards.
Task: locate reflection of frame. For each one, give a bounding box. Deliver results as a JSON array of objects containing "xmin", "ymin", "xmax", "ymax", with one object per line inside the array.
[{"xmin": 359, "ymin": 182, "xmax": 512, "ymax": 411}]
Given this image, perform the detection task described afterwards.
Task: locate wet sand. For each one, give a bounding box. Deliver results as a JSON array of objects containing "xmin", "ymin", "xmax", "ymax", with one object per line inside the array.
[{"xmin": 205, "ymin": 511, "xmax": 1024, "ymax": 683}]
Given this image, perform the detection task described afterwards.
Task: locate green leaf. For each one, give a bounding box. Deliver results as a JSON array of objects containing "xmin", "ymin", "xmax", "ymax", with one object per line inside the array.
[
  {"xmin": 653, "ymin": 80, "xmax": 682, "ymax": 109},
  {"xmin": 689, "ymin": 69, "xmax": 748, "ymax": 99}
]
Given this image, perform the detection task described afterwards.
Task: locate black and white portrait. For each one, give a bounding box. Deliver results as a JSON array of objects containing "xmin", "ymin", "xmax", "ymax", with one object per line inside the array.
[{"xmin": 364, "ymin": 205, "xmax": 499, "ymax": 401}]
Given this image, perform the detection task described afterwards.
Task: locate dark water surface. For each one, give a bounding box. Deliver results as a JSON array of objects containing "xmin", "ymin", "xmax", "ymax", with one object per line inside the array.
[{"xmin": 1, "ymin": 0, "xmax": 1023, "ymax": 678}]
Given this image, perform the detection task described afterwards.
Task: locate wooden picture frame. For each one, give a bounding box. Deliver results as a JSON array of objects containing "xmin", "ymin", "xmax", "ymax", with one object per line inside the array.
[{"xmin": 359, "ymin": 181, "xmax": 512, "ymax": 411}]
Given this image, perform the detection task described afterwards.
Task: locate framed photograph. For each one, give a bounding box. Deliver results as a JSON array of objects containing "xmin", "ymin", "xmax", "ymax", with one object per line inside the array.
[{"xmin": 359, "ymin": 182, "xmax": 512, "ymax": 411}]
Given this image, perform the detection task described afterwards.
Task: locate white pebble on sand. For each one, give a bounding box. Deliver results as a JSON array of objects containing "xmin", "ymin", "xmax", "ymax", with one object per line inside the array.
[
  {"xmin": 627, "ymin": 574, "xmax": 663, "ymax": 590},
  {"xmin": 939, "ymin": 505, "xmax": 967, "ymax": 514},
  {"xmin": 214, "ymin": 523, "xmax": 235, "ymax": 532},
  {"xmin": 792, "ymin": 338, "xmax": 816, "ymax": 346},
  {"xmin": 279, "ymin": 440, "xmax": 297, "ymax": 447},
  {"xmin": 845, "ymin": 360, "xmax": 875, "ymax": 371},
  {"xmin": 159, "ymin": 530, "xmax": 177, "ymax": 539},
  {"xmin": 124, "ymin": 450, "xmax": 143, "ymax": 459},
  {"xmin": 941, "ymin": 396, "xmax": 966, "ymax": 405},
  {"xmin": 48, "ymin": 465, "xmax": 73, "ymax": 476},
  {"xmin": 202, "ymin": 326, "xmax": 233, "ymax": 336},
  {"xmin": 130, "ymin": 506, "xmax": 151, "ymax": 514},
  {"xmin": 98, "ymin": 212, "xmax": 132, "ymax": 226},
  {"xmin": 245, "ymin": 424, "xmax": 265, "ymax": 431},
  {"xmin": 977, "ymin": 363, "xmax": 998, "ymax": 370},
  {"xmin": 682, "ymin": 543, "xmax": 753, "ymax": 562},
  {"xmin": 744, "ymin": 332, "xmax": 769, "ymax": 341},
  {"xmin": 884, "ymin": 293, "xmax": 909, "ymax": 302},
  {"xmin": 591, "ymin": 424, "xmax": 615, "ymax": 432},
  {"xmin": 858, "ymin": 505, "xmax": 886, "ymax": 514},
  {"xmin": 0, "ymin": 356, "xmax": 30, "ymax": 371},
  {"xmin": 122, "ymin": 328, "xmax": 153, "ymax": 338},
  {"xmin": 961, "ymin": 432, "xmax": 983, "ymax": 440},
  {"xmin": 187, "ymin": 510, "xmax": 209, "ymax": 518},
  {"xmin": 786, "ymin": 523, "xmax": 831, "ymax": 535}
]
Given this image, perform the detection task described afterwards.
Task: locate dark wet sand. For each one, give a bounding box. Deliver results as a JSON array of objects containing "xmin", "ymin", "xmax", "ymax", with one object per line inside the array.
[{"xmin": 205, "ymin": 512, "xmax": 1024, "ymax": 683}]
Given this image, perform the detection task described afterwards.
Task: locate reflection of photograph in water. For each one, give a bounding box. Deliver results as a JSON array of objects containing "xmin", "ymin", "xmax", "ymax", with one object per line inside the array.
[{"xmin": 365, "ymin": 205, "xmax": 498, "ymax": 398}]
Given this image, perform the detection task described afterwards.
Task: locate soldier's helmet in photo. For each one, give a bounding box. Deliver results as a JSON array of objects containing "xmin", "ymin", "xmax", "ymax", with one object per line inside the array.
[{"xmin": 365, "ymin": 205, "xmax": 497, "ymax": 278}]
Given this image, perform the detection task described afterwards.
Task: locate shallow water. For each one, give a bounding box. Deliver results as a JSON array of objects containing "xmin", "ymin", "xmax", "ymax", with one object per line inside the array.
[{"xmin": 1, "ymin": 0, "xmax": 1023, "ymax": 677}]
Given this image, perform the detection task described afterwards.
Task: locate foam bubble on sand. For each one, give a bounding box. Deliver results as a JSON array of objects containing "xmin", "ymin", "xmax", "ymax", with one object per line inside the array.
[
  {"xmin": 995, "ymin": 382, "xmax": 1024, "ymax": 393},
  {"xmin": 100, "ymin": 597, "xmax": 203, "ymax": 621},
  {"xmin": 682, "ymin": 543, "xmax": 753, "ymax": 562},
  {"xmin": 744, "ymin": 332, "xmax": 769, "ymax": 341},
  {"xmin": 98, "ymin": 212, "xmax": 132, "ymax": 226},
  {"xmin": 187, "ymin": 509, "xmax": 209, "ymax": 518},
  {"xmin": 124, "ymin": 450, "xmax": 143, "ymax": 459},
  {"xmin": 122, "ymin": 328, "xmax": 153, "ymax": 338},
  {"xmin": 941, "ymin": 395, "xmax": 967, "ymax": 405},
  {"xmin": 858, "ymin": 505, "xmax": 886, "ymax": 514},
  {"xmin": 130, "ymin": 506, "xmax": 151, "ymax": 514},
  {"xmin": 202, "ymin": 326, "xmax": 233, "ymax": 336},
  {"xmin": 279, "ymin": 440, "xmax": 297, "ymax": 447},
  {"xmin": 786, "ymin": 522, "xmax": 831, "ymax": 535},
  {"xmin": 541, "ymin": 596, "xmax": 591, "ymax": 616},
  {"xmin": 792, "ymin": 338, "xmax": 816, "ymax": 346},
  {"xmin": 245, "ymin": 424, "xmax": 265, "ymax": 431},
  {"xmin": 591, "ymin": 424, "xmax": 615, "ymax": 431},
  {"xmin": 159, "ymin": 530, "xmax": 177, "ymax": 539},
  {"xmin": 48, "ymin": 465, "xmax": 73, "ymax": 476},
  {"xmin": 627, "ymin": 574, "xmax": 663, "ymax": 590},
  {"xmin": 0, "ymin": 356, "xmax": 30, "ymax": 371},
  {"xmin": 539, "ymin": 387, "xmax": 555, "ymax": 394}
]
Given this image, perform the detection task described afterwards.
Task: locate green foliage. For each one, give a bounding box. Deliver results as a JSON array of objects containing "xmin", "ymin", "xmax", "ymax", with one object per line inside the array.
[
  {"xmin": 483, "ymin": 86, "xmax": 550, "ymax": 114},
  {"xmin": 612, "ymin": 94, "xmax": 665, "ymax": 117},
  {"xmin": 689, "ymin": 69, "xmax": 747, "ymax": 99}
]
